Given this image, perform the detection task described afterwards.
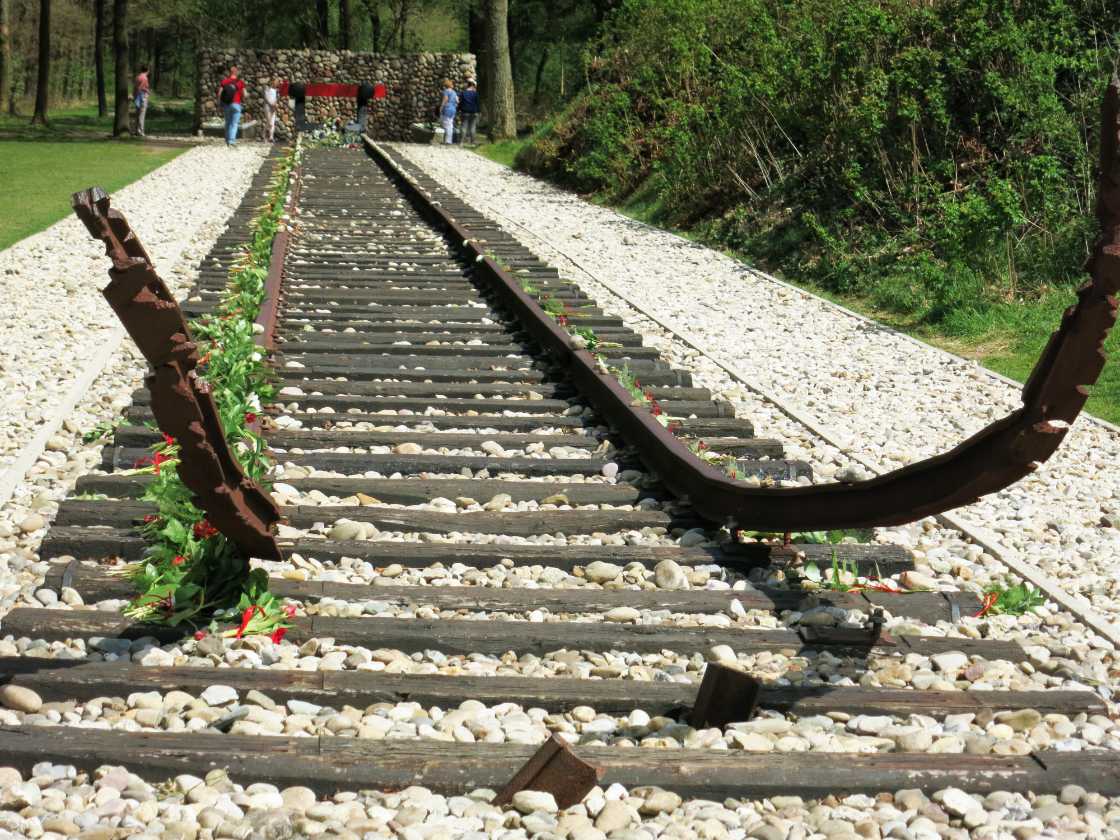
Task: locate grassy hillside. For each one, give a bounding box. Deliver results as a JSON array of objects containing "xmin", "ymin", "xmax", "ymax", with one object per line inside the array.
[{"xmin": 513, "ymin": 0, "xmax": 1120, "ymax": 419}]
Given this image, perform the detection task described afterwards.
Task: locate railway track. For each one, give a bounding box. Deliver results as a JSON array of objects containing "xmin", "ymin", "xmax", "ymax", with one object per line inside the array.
[{"xmin": 1, "ymin": 143, "xmax": 1118, "ymax": 836}]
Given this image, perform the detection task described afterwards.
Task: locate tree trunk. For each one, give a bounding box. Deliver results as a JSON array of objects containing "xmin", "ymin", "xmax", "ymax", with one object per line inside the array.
[
  {"xmin": 30, "ymin": 0, "xmax": 49, "ymax": 124},
  {"xmin": 0, "ymin": 0, "xmax": 9, "ymax": 118},
  {"xmin": 531, "ymin": 44, "xmax": 548, "ymax": 107},
  {"xmin": 315, "ymin": 0, "xmax": 329, "ymax": 47},
  {"xmin": 397, "ymin": 0, "xmax": 411, "ymax": 51},
  {"xmin": 360, "ymin": 0, "xmax": 380, "ymax": 50},
  {"xmin": 339, "ymin": 0, "xmax": 351, "ymax": 49},
  {"xmin": 468, "ymin": 2, "xmax": 486, "ymax": 105},
  {"xmin": 153, "ymin": 31, "xmax": 161, "ymax": 91},
  {"xmin": 112, "ymin": 0, "xmax": 128, "ymax": 136},
  {"xmin": 484, "ymin": 0, "xmax": 514, "ymax": 138},
  {"xmin": 94, "ymin": 0, "xmax": 106, "ymax": 115}
]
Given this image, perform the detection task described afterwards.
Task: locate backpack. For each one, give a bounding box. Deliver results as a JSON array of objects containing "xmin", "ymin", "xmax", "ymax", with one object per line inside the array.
[{"xmin": 220, "ymin": 83, "xmax": 237, "ymax": 105}]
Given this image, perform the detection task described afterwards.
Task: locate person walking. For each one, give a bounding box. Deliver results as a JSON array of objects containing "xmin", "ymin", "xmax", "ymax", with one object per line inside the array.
[
  {"xmin": 438, "ymin": 78, "xmax": 458, "ymax": 145},
  {"xmin": 263, "ymin": 78, "xmax": 279, "ymax": 143},
  {"xmin": 459, "ymin": 79, "xmax": 480, "ymax": 145},
  {"xmin": 133, "ymin": 65, "xmax": 150, "ymax": 137},
  {"xmin": 218, "ymin": 65, "xmax": 246, "ymax": 147}
]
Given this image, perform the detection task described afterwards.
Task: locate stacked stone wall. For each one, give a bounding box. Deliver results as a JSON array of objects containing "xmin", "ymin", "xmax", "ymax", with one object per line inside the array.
[{"xmin": 196, "ymin": 49, "xmax": 475, "ymax": 140}]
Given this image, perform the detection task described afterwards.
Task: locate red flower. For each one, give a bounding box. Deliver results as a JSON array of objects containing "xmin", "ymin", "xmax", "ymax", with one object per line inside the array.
[
  {"xmin": 162, "ymin": 433, "xmax": 176, "ymax": 448},
  {"xmin": 557, "ymin": 315, "xmax": 568, "ymax": 327},
  {"xmin": 650, "ymin": 401, "xmax": 663, "ymax": 417},
  {"xmin": 171, "ymin": 555, "xmax": 186, "ymax": 566},
  {"xmin": 234, "ymin": 605, "xmax": 263, "ymax": 639},
  {"xmin": 244, "ymin": 412, "xmax": 258, "ymax": 425},
  {"xmin": 270, "ymin": 627, "xmax": 288, "ymax": 644},
  {"xmin": 152, "ymin": 451, "xmax": 171, "ymax": 475},
  {"xmin": 193, "ymin": 520, "xmax": 219, "ymax": 540},
  {"xmin": 132, "ymin": 454, "xmax": 154, "ymax": 468},
  {"xmin": 975, "ymin": 591, "xmax": 999, "ymax": 618},
  {"xmin": 194, "ymin": 630, "xmax": 207, "ymax": 640},
  {"xmin": 143, "ymin": 514, "xmax": 159, "ymax": 524},
  {"xmin": 283, "ymin": 603, "xmax": 297, "ymax": 618}
]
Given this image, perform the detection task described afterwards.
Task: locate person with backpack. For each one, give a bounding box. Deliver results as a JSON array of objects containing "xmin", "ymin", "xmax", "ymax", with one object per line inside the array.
[
  {"xmin": 438, "ymin": 78, "xmax": 458, "ymax": 145},
  {"xmin": 218, "ymin": 66, "xmax": 246, "ymax": 147},
  {"xmin": 459, "ymin": 79, "xmax": 480, "ymax": 145},
  {"xmin": 133, "ymin": 65, "xmax": 150, "ymax": 137}
]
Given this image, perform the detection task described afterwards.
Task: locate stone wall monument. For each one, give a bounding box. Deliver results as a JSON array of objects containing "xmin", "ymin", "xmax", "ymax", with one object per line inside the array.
[{"xmin": 195, "ymin": 49, "xmax": 476, "ymax": 140}]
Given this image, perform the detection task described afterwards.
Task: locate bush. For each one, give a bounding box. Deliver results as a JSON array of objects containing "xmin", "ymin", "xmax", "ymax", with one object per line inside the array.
[{"xmin": 517, "ymin": 0, "xmax": 1120, "ymax": 325}]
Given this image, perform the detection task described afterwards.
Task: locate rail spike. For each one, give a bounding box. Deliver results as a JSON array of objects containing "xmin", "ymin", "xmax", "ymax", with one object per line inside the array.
[
  {"xmin": 364, "ymin": 75, "xmax": 1120, "ymax": 530},
  {"xmin": 71, "ymin": 187, "xmax": 283, "ymax": 561}
]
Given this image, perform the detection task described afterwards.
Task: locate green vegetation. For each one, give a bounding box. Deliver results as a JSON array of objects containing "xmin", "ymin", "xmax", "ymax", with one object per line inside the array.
[
  {"xmin": 125, "ymin": 145, "xmax": 299, "ymax": 638},
  {"xmin": 476, "ymin": 138, "xmax": 531, "ymax": 167},
  {"xmin": 979, "ymin": 580, "xmax": 1048, "ymax": 616},
  {"xmin": 0, "ymin": 99, "xmax": 195, "ymax": 140},
  {"xmin": 0, "ymin": 140, "xmax": 183, "ymax": 249},
  {"xmin": 514, "ymin": 0, "xmax": 1120, "ymax": 418}
]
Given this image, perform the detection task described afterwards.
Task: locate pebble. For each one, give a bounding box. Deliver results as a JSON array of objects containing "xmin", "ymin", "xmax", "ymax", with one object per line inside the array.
[
  {"xmin": 0, "ymin": 684, "xmax": 42, "ymax": 713},
  {"xmin": 200, "ymin": 685, "xmax": 238, "ymax": 707},
  {"xmin": 18, "ymin": 514, "xmax": 45, "ymax": 533},
  {"xmin": 654, "ymin": 559, "xmax": 689, "ymax": 590},
  {"xmin": 511, "ymin": 790, "xmax": 558, "ymax": 814}
]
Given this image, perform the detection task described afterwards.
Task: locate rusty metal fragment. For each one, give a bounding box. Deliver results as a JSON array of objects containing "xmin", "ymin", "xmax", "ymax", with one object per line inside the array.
[
  {"xmin": 363, "ymin": 77, "xmax": 1120, "ymax": 530},
  {"xmin": 797, "ymin": 608, "xmax": 892, "ymax": 649},
  {"xmin": 689, "ymin": 662, "xmax": 762, "ymax": 728},
  {"xmin": 492, "ymin": 734, "xmax": 602, "ymax": 810},
  {"xmin": 72, "ymin": 187, "xmax": 283, "ymax": 561}
]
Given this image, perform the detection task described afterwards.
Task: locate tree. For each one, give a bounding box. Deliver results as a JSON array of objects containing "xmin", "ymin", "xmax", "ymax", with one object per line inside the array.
[
  {"xmin": 315, "ymin": 0, "xmax": 328, "ymax": 46},
  {"xmin": 112, "ymin": 0, "xmax": 127, "ymax": 135},
  {"xmin": 339, "ymin": 0, "xmax": 350, "ymax": 49},
  {"xmin": 468, "ymin": 1, "xmax": 485, "ymax": 97},
  {"xmin": 94, "ymin": 0, "xmax": 105, "ymax": 115},
  {"xmin": 484, "ymin": 0, "xmax": 514, "ymax": 137},
  {"xmin": 0, "ymin": 0, "xmax": 10, "ymax": 117},
  {"xmin": 30, "ymin": 0, "xmax": 49, "ymax": 124}
]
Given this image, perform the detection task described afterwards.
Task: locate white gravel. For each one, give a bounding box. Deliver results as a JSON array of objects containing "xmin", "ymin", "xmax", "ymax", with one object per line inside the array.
[
  {"xmin": 391, "ymin": 144, "xmax": 1120, "ymax": 635},
  {"xmin": 0, "ymin": 142, "xmax": 268, "ymax": 616}
]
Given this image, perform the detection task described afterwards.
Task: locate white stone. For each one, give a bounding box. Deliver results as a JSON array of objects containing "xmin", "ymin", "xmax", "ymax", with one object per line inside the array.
[
  {"xmin": 511, "ymin": 790, "xmax": 558, "ymax": 814},
  {"xmin": 200, "ymin": 685, "xmax": 238, "ymax": 707}
]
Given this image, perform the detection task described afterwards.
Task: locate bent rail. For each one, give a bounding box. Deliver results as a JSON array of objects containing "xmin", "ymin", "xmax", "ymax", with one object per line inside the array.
[
  {"xmin": 72, "ymin": 187, "xmax": 284, "ymax": 560},
  {"xmin": 363, "ymin": 77, "xmax": 1120, "ymax": 530}
]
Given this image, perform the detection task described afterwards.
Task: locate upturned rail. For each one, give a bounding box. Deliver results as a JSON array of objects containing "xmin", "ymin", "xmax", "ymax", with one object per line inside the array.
[
  {"xmin": 71, "ymin": 187, "xmax": 283, "ymax": 561},
  {"xmin": 363, "ymin": 77, "xmax": 1120, "ymax": 530}
]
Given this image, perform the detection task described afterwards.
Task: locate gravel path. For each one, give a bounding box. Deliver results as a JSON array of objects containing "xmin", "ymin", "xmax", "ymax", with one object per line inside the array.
[
  {"xmin": 392, "ymin": 144, "xmax": 1120, "ymax": 632},
  {"xmin": 0, "ymin": 142, "xmax": 268, "ymax": 613}
]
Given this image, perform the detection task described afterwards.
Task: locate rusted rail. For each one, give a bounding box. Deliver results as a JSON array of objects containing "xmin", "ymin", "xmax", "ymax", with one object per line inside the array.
[
  {"xmin": 253, "ymin": 164, "xmax": 301, "ymax": 353},
  {"xmin": 72, "ymin": 187, "xmax": 283, "ymax": 560},
  {"xmin": 362, "ymin": 78, "xmax": 1120, "ymax": 530}
]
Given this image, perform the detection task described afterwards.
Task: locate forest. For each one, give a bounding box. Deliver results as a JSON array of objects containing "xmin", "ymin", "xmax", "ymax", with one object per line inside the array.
[{"xmin": 0, "ymin": 0, "xmax": 617, "ymax": 132}]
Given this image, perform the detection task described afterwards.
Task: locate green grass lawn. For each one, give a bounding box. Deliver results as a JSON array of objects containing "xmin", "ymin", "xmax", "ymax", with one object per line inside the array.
[
  {"xmin": 0, "ymin": 101, "xmax": 192, "ymax": 249},
  {"xmin": 475, "ymin": 138, "xmax": 530, "ymax": 168},
  {"xmin": 0, "ymin": 141, "xmax": 185, "ymax": 249}
]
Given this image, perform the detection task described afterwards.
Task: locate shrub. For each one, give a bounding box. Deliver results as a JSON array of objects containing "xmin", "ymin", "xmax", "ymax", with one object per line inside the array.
[{"xmin": 517, "ymin": 0, "xmax": 1120, "ymax": 324}]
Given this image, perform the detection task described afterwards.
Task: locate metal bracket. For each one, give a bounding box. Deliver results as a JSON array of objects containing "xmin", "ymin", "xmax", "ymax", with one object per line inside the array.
[
  {"xmin": 689, "ymin": 662, "xmax": 762, "ymax": 728},
  {"xmin": 492, "ymin": 735, "xmax": 602, "ymax": 810}
]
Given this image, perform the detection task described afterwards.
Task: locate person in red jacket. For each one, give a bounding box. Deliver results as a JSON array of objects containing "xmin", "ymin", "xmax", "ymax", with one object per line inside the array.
[{"xmin": 217, "ymin": 66, "xmax": 246, "ymax": 146}]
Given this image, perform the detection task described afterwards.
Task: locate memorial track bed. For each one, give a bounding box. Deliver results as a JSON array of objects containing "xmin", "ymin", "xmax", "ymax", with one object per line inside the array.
[{"xmin": 2, "ymin": 143, "xmax": 1118, "ymax": 834}]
